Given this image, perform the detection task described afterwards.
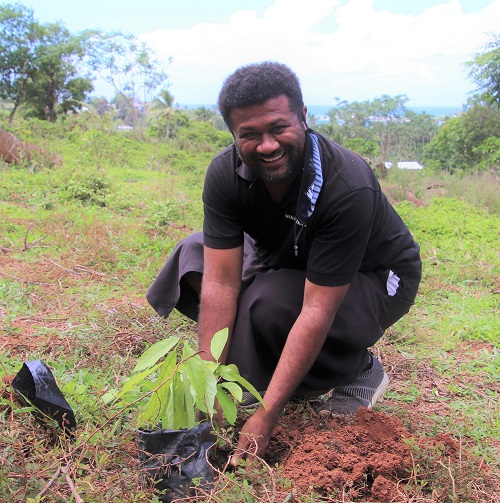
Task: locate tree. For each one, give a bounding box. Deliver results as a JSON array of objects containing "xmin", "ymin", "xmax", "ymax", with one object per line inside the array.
[
  {"xmin": 383, "ymin": 110, "xmax": 437, "ymax": 162},
  {"xmin": 24, "ymin": 23, "xmax": 92, "ymax": 122},
  {"xmin": 110, "ymin": 92, "xmax": 136, "ymax": 125},
  {"xmin": 466, "ymin": 33, "xmax": 500, "ymax": 108},
  {"xmin": 151, "ymin": 88, "xmax": 175, "ymax": 138},
  {"xmin": 323, "ymin": 95, "xmax": 437, "ymax": 163},
  {"xmin": 78, "ymin": 101, "xmax": 118, "ymax": 135},
  {"xmin": 192, "ymin": 105, "xmax": 227, "ymax": 130},
  {"xmin": 424, "ymin": 104, "xmax": 500, "ymax": 172},
  {"xmin": 0, "ymin": 3, "xmax": 39, "ymax": 124},
  {"xmin": 193, "ymin": 106, "xmax": 215, "ymax": 123},
  {"xmin": 87, "ymin": 96, "xmax": 113, "ymax": 116},
  {"xmin": 85, "ymin": 31, "xmax": 170, "ymax": 138},
  {"xmin": 327, "ymin": 97, "xmax": 376, "ymax": 140},
  {"xmin": 0, "ymin": 4, "xmax": 93, "ymax": 124}
]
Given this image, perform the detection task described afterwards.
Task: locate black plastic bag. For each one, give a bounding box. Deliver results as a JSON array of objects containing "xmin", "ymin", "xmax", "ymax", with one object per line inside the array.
[
  {"xmin": 138, "ymin": 421, "xmax": 215, "ymax": 502},
  {"xmin": 11, "ymin": 359, "xmax": 76, "ymax": 431}
]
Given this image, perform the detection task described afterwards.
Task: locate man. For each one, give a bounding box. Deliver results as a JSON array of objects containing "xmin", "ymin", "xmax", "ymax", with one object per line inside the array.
[{"xmin": 147, "ymin": 62, "xmax": 421, "ymax": 463}]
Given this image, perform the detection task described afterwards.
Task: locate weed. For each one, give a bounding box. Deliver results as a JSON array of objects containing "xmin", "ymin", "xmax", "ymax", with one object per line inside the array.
[{"xmin": 58, "ymin": 168, "xmax": 113, "ymax": 206}]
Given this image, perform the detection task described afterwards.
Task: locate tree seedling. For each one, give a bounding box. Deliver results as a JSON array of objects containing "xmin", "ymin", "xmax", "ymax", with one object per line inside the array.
[{"xmin": 112, "ymin": 328, "xmax": 264, "ymax": 429}]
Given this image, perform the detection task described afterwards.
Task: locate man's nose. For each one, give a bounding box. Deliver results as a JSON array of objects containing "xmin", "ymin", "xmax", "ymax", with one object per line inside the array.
[{"xmin": 256, "ymin": 134, "xmax": 279, "ymax": 154}]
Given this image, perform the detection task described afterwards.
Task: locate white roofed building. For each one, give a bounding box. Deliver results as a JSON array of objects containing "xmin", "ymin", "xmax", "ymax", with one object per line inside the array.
[{"xmin": 384, "ymin": 161, "xmax": 424, "ymax": 170}]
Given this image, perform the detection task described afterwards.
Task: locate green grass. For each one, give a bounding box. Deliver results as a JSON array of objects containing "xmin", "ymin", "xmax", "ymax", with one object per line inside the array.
[{"xmin": 0, "ymin": 120, "xmax": 499, "ymax": 502}]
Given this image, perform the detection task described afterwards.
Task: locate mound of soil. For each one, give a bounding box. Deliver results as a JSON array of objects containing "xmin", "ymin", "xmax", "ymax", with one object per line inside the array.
[{"xmin": 266, "ymin": 407, "xmax": 414, "ymax": 501}]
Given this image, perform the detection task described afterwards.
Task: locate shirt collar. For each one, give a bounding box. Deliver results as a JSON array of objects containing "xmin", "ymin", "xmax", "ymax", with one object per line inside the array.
[{"xmin": 235, "ymin": 155, "xmax": 257, "ymax": 182}]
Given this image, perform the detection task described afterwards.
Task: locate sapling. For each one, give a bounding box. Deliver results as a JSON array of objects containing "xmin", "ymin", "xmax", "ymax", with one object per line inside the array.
[{"xmin": 113, "ymin": 328, "xmax": 263, "ymax": 429}]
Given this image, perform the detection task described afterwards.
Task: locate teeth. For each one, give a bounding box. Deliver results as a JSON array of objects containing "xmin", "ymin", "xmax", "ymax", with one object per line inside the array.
[{"xmin": 262, "ymin": 153, "xmax": 284, "ymax": 163}]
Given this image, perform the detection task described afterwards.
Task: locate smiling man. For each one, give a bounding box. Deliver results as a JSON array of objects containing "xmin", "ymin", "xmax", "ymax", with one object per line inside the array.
[{"xmin": 147, "ymin": 62, "xmax": 422, "ymax": 463}]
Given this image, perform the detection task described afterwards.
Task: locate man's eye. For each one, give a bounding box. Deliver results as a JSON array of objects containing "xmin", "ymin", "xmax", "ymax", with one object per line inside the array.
[
  {"xmin": 272, "ymin": 126, "xmax": 286, "ymax": 134},
  {"xmin": 241, "ymin": 133, "xmax": 257, "ymax": 140}
]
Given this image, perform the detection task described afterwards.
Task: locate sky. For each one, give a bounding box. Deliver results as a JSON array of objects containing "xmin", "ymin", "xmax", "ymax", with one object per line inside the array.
[{"xmin": 18, "ymin": 0, "xmax": 500, "ymax": 107}]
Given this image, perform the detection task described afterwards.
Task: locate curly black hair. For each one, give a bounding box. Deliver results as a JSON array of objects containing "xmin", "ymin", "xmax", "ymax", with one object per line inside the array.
[{"xmin": 217, "ymin": 61, "xmax": 304, "ymax": 130}]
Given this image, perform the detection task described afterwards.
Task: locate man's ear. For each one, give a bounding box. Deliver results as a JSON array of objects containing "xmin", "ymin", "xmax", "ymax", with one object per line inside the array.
[{"xmin": 302, "ymin": 106, "xmax": 308, "ymax": 127}]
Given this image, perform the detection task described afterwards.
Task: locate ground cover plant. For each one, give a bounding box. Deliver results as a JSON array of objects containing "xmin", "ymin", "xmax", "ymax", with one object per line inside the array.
[{"xmin": 0, "ymin": 122, "xmax": 499, "ymax": 502}]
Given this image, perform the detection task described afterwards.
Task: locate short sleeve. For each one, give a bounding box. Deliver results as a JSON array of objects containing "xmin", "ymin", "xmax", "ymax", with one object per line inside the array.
[
  {"xmin": 202, "ymin": 152, "xmax": 245, "ymax": 249},
  {"xmin": 306, "ymin": 188, "xmax": 376, "ymax": 286}
]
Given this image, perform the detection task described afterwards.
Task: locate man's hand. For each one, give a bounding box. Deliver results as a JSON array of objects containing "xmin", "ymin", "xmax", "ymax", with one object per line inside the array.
[
  {"xmin": 229, "ymin": 281, "xmax": 350, "ymax": 466},
  {"xmin": 230, "ymin": 406, "xmax": 280, "ymax": 466}
]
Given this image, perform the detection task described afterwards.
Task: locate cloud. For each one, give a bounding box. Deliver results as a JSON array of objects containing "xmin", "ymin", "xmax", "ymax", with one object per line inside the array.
[{"xmin": 141, "ymin": 0, "xmax": 500, "ymax": 105}]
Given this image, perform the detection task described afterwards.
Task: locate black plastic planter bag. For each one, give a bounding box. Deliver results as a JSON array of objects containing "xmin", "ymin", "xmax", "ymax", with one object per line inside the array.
[
  {"xmin": 138, "ymin": 421, "xmax": 215, "ymax": 502},
  {"xmin": 11, "ymin": 359, "xmax": 76, "ymax": 431}
]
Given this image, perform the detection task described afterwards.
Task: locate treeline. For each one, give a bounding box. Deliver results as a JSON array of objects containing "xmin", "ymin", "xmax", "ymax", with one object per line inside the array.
[
  {"xmin": 313, "ymin": 92, "xmax": 500, "ymax": 174},
  {"xmin": 0, "ymin": 3, "xmax": 499, "ymax": 174}
]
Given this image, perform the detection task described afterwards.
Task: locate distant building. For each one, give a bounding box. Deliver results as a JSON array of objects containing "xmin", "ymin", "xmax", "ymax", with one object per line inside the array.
[{"xmin": 384, "ymin": 161, "xmax": 423, "ymax": 170}]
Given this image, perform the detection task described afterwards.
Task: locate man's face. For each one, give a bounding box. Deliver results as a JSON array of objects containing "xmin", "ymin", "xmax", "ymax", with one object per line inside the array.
[{"xmin": 230, "ymin": 95, "xmax": 307, "ymax": 185}]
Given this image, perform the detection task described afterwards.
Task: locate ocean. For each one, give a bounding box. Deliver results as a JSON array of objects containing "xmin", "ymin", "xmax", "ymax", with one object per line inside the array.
[{"xmin": 306, "ymin": 104, "xmax": 462, "ymax": 119}]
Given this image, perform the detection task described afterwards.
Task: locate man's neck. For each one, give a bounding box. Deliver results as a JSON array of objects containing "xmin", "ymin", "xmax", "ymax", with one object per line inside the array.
[{"xmin": 263, "ymin": 180, "xmax": 293, "ymax": 204}]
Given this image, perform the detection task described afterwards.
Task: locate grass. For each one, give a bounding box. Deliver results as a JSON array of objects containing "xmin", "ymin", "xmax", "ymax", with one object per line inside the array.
[{"xmin": 0, "ymin": 121, "xmax": 499, "ymax": 502}]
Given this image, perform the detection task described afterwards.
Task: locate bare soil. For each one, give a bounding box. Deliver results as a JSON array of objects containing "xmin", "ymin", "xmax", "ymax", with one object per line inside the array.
[
  {"xmin": 259, "ymin": 402, "xmax": 495, "ymax": 502},
  {"xmin": 266, "ymin": 407, "xmax": 411, "ymax": 501}
]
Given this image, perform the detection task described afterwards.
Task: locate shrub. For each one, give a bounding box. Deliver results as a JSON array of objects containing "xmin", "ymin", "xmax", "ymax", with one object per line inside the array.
[{"xmin": 59, "ymin": 168, "xmax": 112, "ymax": 206}]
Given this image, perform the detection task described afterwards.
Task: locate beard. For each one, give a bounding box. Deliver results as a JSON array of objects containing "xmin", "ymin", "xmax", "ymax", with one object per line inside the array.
[{"xmin": 235, "ymin": 129, "xmax": 306, "ymax": 185}]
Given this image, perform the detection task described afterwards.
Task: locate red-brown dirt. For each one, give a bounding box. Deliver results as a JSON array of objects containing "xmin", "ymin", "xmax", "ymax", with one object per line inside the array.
[
  {"xmin": 265, "ymin": 408, "xmax": 411, "ymax": 501},
  {"xmin": 262, "ymin": 405, "xmax": 480, "ymax": 502}
]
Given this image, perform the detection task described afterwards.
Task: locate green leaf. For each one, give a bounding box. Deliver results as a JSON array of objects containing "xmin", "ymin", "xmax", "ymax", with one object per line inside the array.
[
  {"xmin": 101, "ymin": 390, "xmax": 118, "ymax": 405},
  {"xmin": 203, "ymin": 371, "xmax": 218, "ymax": 416},
  {"xmin": 163, "ymin": 380, "xmax": 175, "ymax": 429},
  {"xmin": 183, "ymin": 349, "xmax": 209, "ymax": 402},
  {"xmin": 219, "ymin": 366, "xmax": 265, "ymax": 407},
  {"xmin": 172, "ymin": 373, "xmax": 188, "ymax": 429},
  {"xmin": 116, "ymin": 361, "xmax": 163, "ymax": 399},
  {"xmin": 182, "ymin": 346, "xmax": 218, "ymax": 414},
  {"xmin": 139, "ymin": 387, "xmax": 162, "ymax": 425},
  {"xmin": 133, "ymin": 336, "xmax": 180, "ymax": 372},
  {"xmin": 216, "ymin": 387, "xmax": 237, "ymax": 425},
  {"xmin": 210, "ymin": 327, "xmax": 229, "ymax": 361},
  {"xmin": 13, "ymin": 406, "xmax": 37, "ymax": 414},
  {"xmin": 139, "ymin": 349, "xmax": 177, "ymax": 426},
  {"xmin": 205, "ymin": 360, "xmax": 219, "ymax": 373},
  {"xmin": 181, "ymin": 367, "xmax": 196, "ymax": 428},
  {"xmin": 218, "ymin": 363, "xmax": 239, "ymax": 377},
  {"xmin": 219, "ymin": 381, "xmax": 243, "ymax": 402}
]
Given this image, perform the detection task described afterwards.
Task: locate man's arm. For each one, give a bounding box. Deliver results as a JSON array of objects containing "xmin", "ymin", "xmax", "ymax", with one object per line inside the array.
[
  {"xmin": 231, "ymin": 279, "xmax": 349, "ymax": 463},
  {"xmin": 198, "ymin": 245, "xmax": 243, "ymax": 362}
]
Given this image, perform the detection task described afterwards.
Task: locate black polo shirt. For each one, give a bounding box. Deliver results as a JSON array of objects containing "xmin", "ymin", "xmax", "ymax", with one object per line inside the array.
[{"xmin": 203, "ymin": 130, "xmax": 421, "ymax": 288}]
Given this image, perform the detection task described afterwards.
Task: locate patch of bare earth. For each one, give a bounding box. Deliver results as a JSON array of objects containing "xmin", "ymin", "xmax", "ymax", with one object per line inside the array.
[
  {"xmin": 264, "ymin": 404, "xmax": 498, "ymax": 502},
  {"xmin": 267, "ymin": 408, "xmax": 411, "ymax": 501}
]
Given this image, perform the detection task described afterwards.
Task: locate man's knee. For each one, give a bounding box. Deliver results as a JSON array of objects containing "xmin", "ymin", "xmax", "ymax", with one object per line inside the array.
[{"xmin": 239, "ymin": 269, "xmax": 304, "ymax": 327}]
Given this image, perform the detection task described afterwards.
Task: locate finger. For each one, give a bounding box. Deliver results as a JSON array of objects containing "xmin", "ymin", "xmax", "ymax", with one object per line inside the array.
[
  {"xmin": 230, "ymin": 435, "xmax": 259, "ymax": 467},
  {"xmin": 229, "ymin": 450, "xmax": 243, "ymax": 467}
]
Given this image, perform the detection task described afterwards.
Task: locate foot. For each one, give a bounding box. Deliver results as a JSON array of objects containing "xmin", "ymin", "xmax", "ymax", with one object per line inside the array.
[
  {"xmin": 317, "ymin": 356, "xmax": 390, "ymax": 416},
  {"xmin": 239, "ymin": 390, "xmax": 266, "ymax": 408}
]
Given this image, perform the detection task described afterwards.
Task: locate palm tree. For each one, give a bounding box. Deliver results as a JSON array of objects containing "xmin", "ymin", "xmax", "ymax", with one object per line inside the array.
[
  {"xmin": 194, "ymin": 106, "xmax": 215, "ymax": 123},
  {"xmin": 152, "ymin": 89, "xmax": 175, "ymax": 138},
  {"xmin": 78, "ymin": 101, "xmax": 118, "ymax": 135}
]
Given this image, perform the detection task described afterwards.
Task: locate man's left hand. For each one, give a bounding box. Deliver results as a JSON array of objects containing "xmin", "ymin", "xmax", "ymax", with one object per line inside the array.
[{"xmin": 230, "ymin": 406, "xmax": 279, "ymax": 466}]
